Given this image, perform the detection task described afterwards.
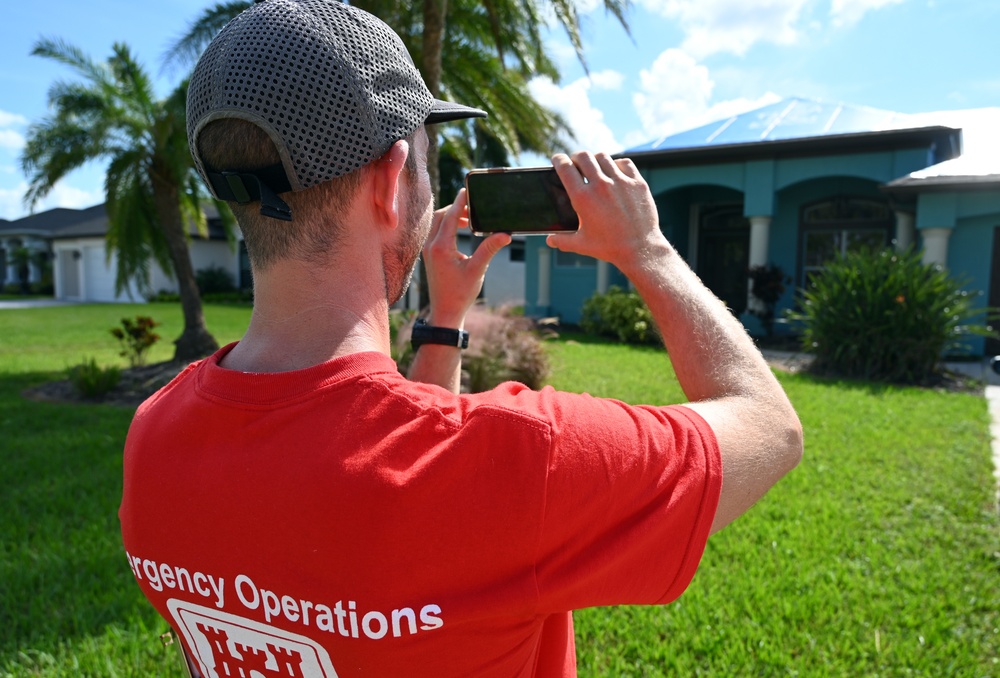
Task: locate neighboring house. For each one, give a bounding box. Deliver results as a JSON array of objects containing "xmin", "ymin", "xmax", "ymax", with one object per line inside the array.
[
  {"xmin": 0, "ymin": 204, "xmax": 236, "ymax": 303},
  {"xmin": 1, "ymin": 203, "xmax": 527, "ymax": 309},
  {"xmin": 1, "ymin": 204, "xmax": 109, "ymax": 293},
  {"xmin": 523, "ymin": 97, "xmax": 1000, "ymax": 356}
]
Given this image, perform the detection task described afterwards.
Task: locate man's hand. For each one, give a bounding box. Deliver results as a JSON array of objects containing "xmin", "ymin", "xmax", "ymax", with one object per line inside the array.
[
  {"xmin": 408, "ymin": 189, "xmax": 509, "ymax": 393},
  {"xmin": 546, "ymin": 151, "xmax": 669, "ymax": 275},
  {"xmin": 422, "ymin": 188, "xmax": 511, "ymax": 328}
]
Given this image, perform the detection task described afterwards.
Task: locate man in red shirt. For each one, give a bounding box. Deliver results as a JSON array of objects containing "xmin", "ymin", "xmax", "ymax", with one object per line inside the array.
[{"xmin": 119, "ymin": 1, "xmax": 802, "ymax": 676}]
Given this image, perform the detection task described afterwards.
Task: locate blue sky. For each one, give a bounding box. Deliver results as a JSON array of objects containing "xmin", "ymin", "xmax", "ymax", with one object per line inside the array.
[{"xmin": 0, "ymin": 0, "xmax": 997, "ymax": 220}]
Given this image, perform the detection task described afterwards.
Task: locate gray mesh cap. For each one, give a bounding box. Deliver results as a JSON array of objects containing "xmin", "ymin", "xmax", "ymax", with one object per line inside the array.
[{"xmin": 187, "ymin": 0, "xmax": 486, "ymax": 213}]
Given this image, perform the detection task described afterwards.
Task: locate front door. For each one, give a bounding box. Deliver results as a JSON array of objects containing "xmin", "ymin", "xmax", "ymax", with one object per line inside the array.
[{"xmin": 698, "ymin": 207, "xmax": 750, "ymax": 316}]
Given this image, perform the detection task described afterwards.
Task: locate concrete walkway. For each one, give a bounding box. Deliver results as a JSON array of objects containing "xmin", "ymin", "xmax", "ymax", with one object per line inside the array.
[{"xmin": 987, "ymin": 386, "xmax": 1000, "ymax": 512}]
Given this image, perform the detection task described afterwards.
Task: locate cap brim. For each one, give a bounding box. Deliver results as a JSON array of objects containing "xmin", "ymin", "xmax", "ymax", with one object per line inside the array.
[{"xmin": 425, "ymin": 99, "xmax": 487, "ymax": 124}]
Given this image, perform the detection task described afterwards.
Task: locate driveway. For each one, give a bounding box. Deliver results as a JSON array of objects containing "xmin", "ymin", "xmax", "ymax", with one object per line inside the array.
[{"xmin": 0, "ymin": 299, "xmax": 81, "ymax": 309}]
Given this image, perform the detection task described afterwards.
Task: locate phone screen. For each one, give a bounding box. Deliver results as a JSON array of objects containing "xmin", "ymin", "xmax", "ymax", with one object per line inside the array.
[{"xmin": 465, "ymin": 167, "xmax": 579, "ymax": 235}]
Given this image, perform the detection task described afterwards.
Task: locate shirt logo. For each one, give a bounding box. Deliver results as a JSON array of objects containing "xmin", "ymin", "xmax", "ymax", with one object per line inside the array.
[{"xmin": 168, "ymin": 599, "xmax": 339, "ymax": 678}]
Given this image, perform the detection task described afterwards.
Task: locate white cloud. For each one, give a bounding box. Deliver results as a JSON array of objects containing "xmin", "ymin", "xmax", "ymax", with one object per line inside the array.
[
  {"xmin": 0, "ymin": 109, "xmax": 28, "ymax": 153},
  {"xmin": 632, "ymin": 48, "xmax": 782, "ymax": 141},
  {"xmin": 633, "ymin": 0, "xmax": 911, "ymax": 56},
  {"xmin": 830, "ymin": 0, "xmax": 906, "ymax": 27},
  {"xmin": 0, "ymin": 180, "xmax": 104, "ymax": 221},
  {"xmin": 0, "ymin": 110, "xmax": 28, "ymax": 128},
  {"xmin": 0, "ymin": 182, "xmax": 31, "ymax": 220},
  {"xmin": 528, "ymin": 75, "xmax": 623, "ymax": 153},
  {"xmin": 0, "ymin": 129, "xmax": 25, "ymax": 151},
  {"xmin": 588, "ymin": 69, "xmax": 626, "ymax": 91},
  {"xmin": 638, "ymin": 0, "xmax": 810, "ymax": 58}
]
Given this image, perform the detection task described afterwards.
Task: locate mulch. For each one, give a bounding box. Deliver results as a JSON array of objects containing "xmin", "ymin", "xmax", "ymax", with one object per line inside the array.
[{"xmin": 22, "ymin": 360, "xmax": 191, "ymax": 409}]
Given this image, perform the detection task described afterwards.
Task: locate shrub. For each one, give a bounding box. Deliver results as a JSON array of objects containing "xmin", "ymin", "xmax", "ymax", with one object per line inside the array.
[
  {"xmin": 464, "ymin": 306, "xmax": 550, "ymax": 392},
  {"xmin": 787, "ymin": 247, "xmax": 995, "ymax": 383},
  {"xmin": 580, "ymin": 286, "xmax": 660, "ymax": 345},
  {"xmin": 110, "ymin": 316, "xmax": 161, "ymax": 368},
  {"xmin": 395, "ymin": 306, "xmax": 550, "ymax": 392},
  {"xmin": 148, "ymin": 290, "xmax": 181, "ymax": 303},
  {"xmin": 748, "ymin": 264, "xmax": 790, "ymax": 337},
  {"xmin": 30, "ymin": 281, "xmax": 55, "ymax": 296},
  {"xmin": 195, "ymin": 265, "xmax": 237, "ymax": 295},
  {"xmin": 67, "ymin": 358, "xmax": 121, "ymax": 399},
  {"xmin": 203, "ymin": 289, "xmax": 253, "ymax": 304},
  {"xmin": 389, "ymin": 309, "xmax": 418, "ymax": 367}
]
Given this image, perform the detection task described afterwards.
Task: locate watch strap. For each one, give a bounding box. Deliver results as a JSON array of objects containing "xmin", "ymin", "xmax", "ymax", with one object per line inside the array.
[{"xmin": 411, "ymin": 318, "xmax": 470, "ymax": 349}]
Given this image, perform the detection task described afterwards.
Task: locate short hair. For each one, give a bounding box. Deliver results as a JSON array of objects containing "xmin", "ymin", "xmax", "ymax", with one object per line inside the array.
[{"xmin": 196, "ymin": 118, "xmax": 369, "ymax": 270}]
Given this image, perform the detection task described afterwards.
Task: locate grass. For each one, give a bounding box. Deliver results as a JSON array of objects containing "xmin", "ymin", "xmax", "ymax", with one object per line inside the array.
[
  {"xmin": 1, "ymin": 307, "xmax": 998, "ymax": 676},
  {"xmin": 1, "ymin": 303, "xmax": 250, "ymax": 677},
  {"xmin": 547, "ymin": 337, "xmax": 1000, "ymax": 676}
]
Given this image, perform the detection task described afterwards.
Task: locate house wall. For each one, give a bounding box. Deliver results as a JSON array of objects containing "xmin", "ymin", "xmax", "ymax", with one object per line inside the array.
[
  {"xmin": 53, "ymin": 238, "xmax": 145, "ymax": 302},
  {"xmin": 926, "ymin": 190, "xmax": 1000, "ymax": 356},
  {"xmin": 54, "ymin": 237, "xmax": 238, "ymax": 303},
  {"xmin": 524, "ymin": 145, "xmax": 940, "ymax": 332},
  {"xmin": 149, "ymin": 240, "xmax": 238, "ymax": 295}
]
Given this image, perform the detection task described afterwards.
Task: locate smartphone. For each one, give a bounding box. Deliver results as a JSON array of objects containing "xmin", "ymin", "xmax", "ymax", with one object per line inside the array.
[{"xmin": 465, "ymin": 167, "xmax": 579, "ymax": 236}]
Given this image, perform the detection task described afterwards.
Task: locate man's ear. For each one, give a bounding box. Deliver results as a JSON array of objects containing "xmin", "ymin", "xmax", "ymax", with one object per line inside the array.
[{"xmin": 370, "ymin": 139, "xmax": 410, "ymax": 231}]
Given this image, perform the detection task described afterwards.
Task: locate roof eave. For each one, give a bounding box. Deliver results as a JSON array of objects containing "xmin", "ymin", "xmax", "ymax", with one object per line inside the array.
[
  {"xmin": 881, "ymin": 174, "xmax": 1000, "ymax": 197},
  {"xmin": 617, "ymin": 126, "xmax": 961, "ymax": 168}
]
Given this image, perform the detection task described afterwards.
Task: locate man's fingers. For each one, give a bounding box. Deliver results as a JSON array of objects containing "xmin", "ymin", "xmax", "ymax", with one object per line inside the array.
[
  {"xmin": 546, "ymin": 232, "xmax": 576, "ymax": 252},
  {"xmin": 552, "ymin": 153, "xmax": 586, "ymax": 192},
  {"xmin": 468, "ymin": 232, "xmax": 511, "ymax": 271},
  {"xmin": 425, "ymin": 189, "xmax": 468, "ymax": 253},
  {"xmin": 595, "ymin": 152, "xmax": 621, "ymax": 179},
  {"xmin": 616, "ymin": 157, "xmax": 640, "ymax": 179},
  {"xmin": 568, "ymin": 151, "xmax": 602, "ymax": 183}
]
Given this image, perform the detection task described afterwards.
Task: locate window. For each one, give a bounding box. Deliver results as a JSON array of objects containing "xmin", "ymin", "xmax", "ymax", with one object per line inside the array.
[
  {"xmin": 509, "ymin": 239, "xmax": 525, "ymax": 262},
  {"xmin": 554, "ymin": 250, "xmax": 596, "ymax": 268},
  {"xmin": 799, "ymin": 197, "xmax": 891, "ymax": 286}
]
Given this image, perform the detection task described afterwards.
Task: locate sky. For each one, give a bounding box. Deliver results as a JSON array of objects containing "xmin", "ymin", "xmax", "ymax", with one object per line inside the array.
[{"xmin": 0, "ymin": 0, "xmax": 997, "ymax": 221}]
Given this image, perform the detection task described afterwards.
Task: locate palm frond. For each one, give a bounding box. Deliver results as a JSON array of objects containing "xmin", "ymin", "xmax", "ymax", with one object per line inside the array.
[
  {"xmin": 20, "ymin": 117, "xmax": 103, "ymax": 209},
  {"xmin": 161, "ymin": 1, "xmax": 253, "ymax": 73},
  {"xmin": 32, "ymin": 37, "xmax": 112, "ymax": 87},
  {"xmin": 110, "ymin": 43, "xmax": 157, "ymax": 117},
  {"xmin": 104, "ymin": 148, "xmax": 162, "ymax": 295}
]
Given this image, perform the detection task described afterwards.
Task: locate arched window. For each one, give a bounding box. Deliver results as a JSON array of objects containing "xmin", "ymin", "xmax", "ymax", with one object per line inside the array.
[{"xmin": 799, "ymin": 196, "xmax": 891, "ymax": 286}]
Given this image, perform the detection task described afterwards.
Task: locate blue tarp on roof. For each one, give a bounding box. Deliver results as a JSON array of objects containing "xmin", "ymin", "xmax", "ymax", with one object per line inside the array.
[{"xmin": 626, "ymin": 97, "xmax": 917, "ymax": 154}]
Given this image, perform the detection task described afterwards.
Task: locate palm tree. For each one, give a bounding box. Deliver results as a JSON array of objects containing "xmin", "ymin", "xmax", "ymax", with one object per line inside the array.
[{"xmin": 21, "ymin": 38, "xmax": 233, "ymax": 361}]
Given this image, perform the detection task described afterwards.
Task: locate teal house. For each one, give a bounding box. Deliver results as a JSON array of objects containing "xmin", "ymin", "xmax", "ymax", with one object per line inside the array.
[{"xmin": 522, "ymin": 98, "xmax": 1000, "ymax": 355}]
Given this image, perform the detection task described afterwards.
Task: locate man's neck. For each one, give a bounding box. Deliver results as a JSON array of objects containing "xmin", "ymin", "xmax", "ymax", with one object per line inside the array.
[{"xmin": 220, "ymin": 262, "xmax": 392, "ymax": 373}]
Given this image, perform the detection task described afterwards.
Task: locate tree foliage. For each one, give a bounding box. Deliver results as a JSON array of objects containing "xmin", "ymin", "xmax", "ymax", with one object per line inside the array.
[{"xmin": 21, "ymin": 38, "xmax": 235, "ymax": 360}]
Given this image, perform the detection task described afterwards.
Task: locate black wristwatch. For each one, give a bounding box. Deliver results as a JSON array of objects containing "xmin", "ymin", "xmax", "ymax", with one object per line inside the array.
[{"xmin": 410, "ymin": 318, "xmax": 470, "ymax": 350}]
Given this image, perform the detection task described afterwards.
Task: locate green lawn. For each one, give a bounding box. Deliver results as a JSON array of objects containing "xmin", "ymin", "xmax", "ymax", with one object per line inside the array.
[{"xmin": 1, "ymin": 305, "xmax": 998, "ymax": 676}]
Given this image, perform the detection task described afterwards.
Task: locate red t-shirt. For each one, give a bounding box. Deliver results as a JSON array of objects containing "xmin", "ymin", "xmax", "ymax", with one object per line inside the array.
[{"xmin": 119, "ymin": 345, "xmax": 721, "ymax": 677}]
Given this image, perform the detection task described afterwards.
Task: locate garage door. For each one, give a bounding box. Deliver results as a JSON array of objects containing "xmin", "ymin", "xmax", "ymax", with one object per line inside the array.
[{"xmin": 83, "ymin": 245, "xmax": 121, "ymax": 302}]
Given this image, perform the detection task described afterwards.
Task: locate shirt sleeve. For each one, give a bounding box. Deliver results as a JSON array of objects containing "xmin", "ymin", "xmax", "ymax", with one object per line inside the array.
[{"xmin": 531, "ymin": 389, "xmax": 722, "ymax": 613}]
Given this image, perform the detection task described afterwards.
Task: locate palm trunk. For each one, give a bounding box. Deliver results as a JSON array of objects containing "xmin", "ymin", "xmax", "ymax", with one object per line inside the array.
[
  {"xmin": 419, "ymin": 0, "xmax": 447, "ymax": 309},
  {"xmin": 151, "ymin": 168, "xmax": 219, "ymax": 361}
]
